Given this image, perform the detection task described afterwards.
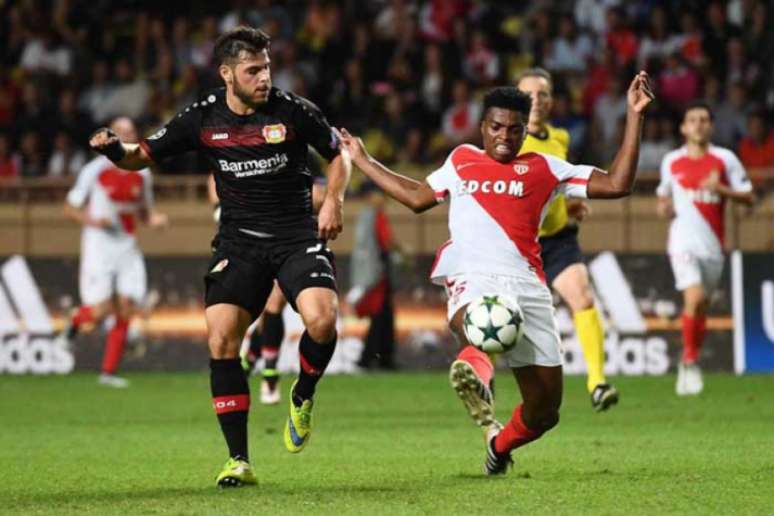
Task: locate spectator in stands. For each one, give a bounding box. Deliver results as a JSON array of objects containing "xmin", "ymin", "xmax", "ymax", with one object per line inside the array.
[
  {"xmin": 713, "ymin": 81, "xmax": 748, "ymax": 148},
  {"xmin": 544, "ymin": 14, "xmax": 594, "ymax": 74},
  {"xmin": 674, "ymin": 11, "xmax": 705, "ymax": 67},
  {"xmin": 738, "ymin": 109, "xmax": 774, "ymax": 170},
  {"xmin": 99, "ymin": 58, "xmax": 151, "ymax": 123},
  {"xmin": 604, "ymin": 7, "xmax": 639, "ymax": 67},
  {"xmin": 703, "ymin": 1, "xmax": 740, "ymax": 79},
  {"xmin": 658, "ymin": 53, "xmax": 699, "ymax": 112},
  {"xmin": 47, "ymin": 130, "xmax": 86, "ymax": 178},
  {"xmin": 637, "ymin": 6, "xmax": 677, "ymax": 71},
  {"xmin": 0, "ymin": 69, "xmax": 21, "ymax": 130},
  {"xmin": 441, "ymin": 79, "xmax": 481, "ymax": 146},
  {"xmin": 551, "ymin": 92, "xmax": 587, "ymax": 161},
  {"xmin": 420, "ymin": 44, "xmax": 446, "ymax": 122},
  {"xmin": 55, "ymin": 89, "xmax": 92, "ymax": 148},
  {"xmin": 16, "ymin": 131, "xmax": 45, "ymax": 178},
  {"xmin": 78, "ymin": 61, "xmax": 116, "ymax": 125},
  {"xmin": 592, "ymin": 75, "xmax": 627, "ymax": 163},
  {"xmin": 464, "ymin": 30, "xmax": 499, "ymax": 86},
  {"xmin": 638, "ymin": 116, "xmax": 673, "ymax": 172},
  {"xmin": 15, "ymin": 83, "xmax": 48, "ymax": 142},
  {"xmin": 0, "ymin": 134, "xmax": 20, "ymax": 180},
  {"xmin": 18, "ymin": 28, "xmax": 73, "ymax": 77},
  {"xmin": 574, "ymin": 0, "xmax": 620, "ymax": 35}
]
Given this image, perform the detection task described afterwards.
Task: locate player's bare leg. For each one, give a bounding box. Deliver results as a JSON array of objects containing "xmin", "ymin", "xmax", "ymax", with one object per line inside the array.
[
  {"xmin": 485, "ymin": 365, "xmax": 563, "ymax": 475},
  {"xmin": 206, "ymin": 303, "xmax": 257, "ymax": 487},
  {"xmin": 676, "ymin": 285, "xmax": 708, "ymax": 396},
  {"xmin": 97, "ymin": 296, "xmax": 134, "ymax": 388},
  {"xmin": 552, "ymin": 263, "xmax": 618, "ymax": 411},
  {"xmin": 284, "ymin": 287, "xmax": 338, "ymax": 453},
  {"xmin": 59, "ymin": 299, "xmax": 112, "ymax": 348},
  {"xmin": 259, "ymin": 283, "xmax": 286, "ymax": 404},
  {"xmin": 448, "ymin": 305, "xmax": 497, "ymax": 428}
]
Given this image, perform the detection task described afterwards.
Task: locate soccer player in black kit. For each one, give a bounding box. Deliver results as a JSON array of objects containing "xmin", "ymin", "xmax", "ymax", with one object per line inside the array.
[{"xmin": 89, "ymin": 27, "xmax": 351, "ymax": 487}]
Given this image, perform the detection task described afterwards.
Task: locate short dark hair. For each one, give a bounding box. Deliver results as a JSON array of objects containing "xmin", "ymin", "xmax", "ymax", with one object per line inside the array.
[
  {"xmin": 683, "ymin": 100, "xmax": 714, "ymax": 121},
  {"xmin": 214, "ymin": 26, "xmax": 271, "ymax": 65},
  {"xmin": 515, "ymin": 67, "xmax": 553, "ymax": 92},
  {"xmin": 483, "ymin": 87, "xmax": 532, "ymax": 120}
]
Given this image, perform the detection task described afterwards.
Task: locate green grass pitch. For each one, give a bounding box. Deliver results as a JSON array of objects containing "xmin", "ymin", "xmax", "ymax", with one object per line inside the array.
[{"xmin": 2, "ymin": 372, "xmax": 773, "ymax": 514}]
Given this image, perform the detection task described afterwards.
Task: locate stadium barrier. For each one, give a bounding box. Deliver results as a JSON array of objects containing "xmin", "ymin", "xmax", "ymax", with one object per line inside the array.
[{"xmin": 2, "ymin": 252, "xmax": 764, "ymax": 375}]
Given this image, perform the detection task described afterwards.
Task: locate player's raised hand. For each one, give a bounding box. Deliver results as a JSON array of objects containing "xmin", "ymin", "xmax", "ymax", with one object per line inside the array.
[
  {"xmin": 89, "ymin": 127, "xmax": 127, "ymax": 163},
  {"xmin": 627, "ymin": 71, "xmax": 655, "ymax": 114},
  {"xmin": 318, "ymin": 196, "xmax": 343, "ymax": 241},
  {"xmin": 337, "ymin": 128, "xmax": 370, "ymax": 164}
]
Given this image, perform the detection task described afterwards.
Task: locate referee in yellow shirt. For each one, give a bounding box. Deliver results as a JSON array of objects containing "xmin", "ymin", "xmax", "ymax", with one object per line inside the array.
[{"xmin": 517, "ymin": 68, "xmax": 619, "ymax": 411}]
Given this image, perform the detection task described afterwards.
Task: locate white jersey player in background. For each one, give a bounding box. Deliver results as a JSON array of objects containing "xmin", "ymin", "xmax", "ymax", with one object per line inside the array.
[
  {"xmin": 60, "ymin": 117, "xmax": 168, "ymax": 388},
  {"xmin": 339, "ymin": 72, "xmax": 653, "ymax": 475},
  {"xmin": 657, "ymin": 101, "xmax": 755, "ymax": 396}
]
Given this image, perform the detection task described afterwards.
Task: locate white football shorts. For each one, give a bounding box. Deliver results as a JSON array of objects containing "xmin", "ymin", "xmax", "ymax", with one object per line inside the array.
[
  {"xmin": 668, "ymin": 252, "xmax": 724, "ymax": 293},
  {"xmin": 79, "ymin": 245, "xmax": 147, "ymax": 305},
  {"xmin": 444, "ymin": 271, "xmax": 562, "ymax": 368}
]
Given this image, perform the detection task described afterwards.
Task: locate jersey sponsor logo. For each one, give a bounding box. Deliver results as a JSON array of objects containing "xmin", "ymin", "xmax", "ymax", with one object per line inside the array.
[
  {"xmin": 0, "ymin": 256, "xmax": 74, "ymax": 375},
  {"xmin": 513, "ymin": 163, "xmax": 529, "ymax": 175},
  {"xmin": 455, "ymin": 179, "xmax": 524, "ymax": 197},
  {"xmin": 262, "ymin": 123, "xmax": 287, "ymax": 144},
  {"xmin": 683, "ymin": 188, "xmax": 721, "ymax": 204},
  {"xmin": 147, "ymin": 128, "xmax": 166, "ymax": 140},
  {"xmin": 217, "ymin": 153, "xmax": 289, "ymax": 177},
  {"xmin": 211, "ymin": 132, "xmax": 229, "ymax": 141}
]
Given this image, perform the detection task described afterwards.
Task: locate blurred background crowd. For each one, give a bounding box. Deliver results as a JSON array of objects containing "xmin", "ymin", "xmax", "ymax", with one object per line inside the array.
[{"xmin": 1, "ymin": 0, "xmax": 773, "ymax": 189}]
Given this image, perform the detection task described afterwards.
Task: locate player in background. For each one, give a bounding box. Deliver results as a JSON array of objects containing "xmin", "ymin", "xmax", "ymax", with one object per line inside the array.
[
  {"xmin": 451, "ymin": 67, "xmax": 618, "ymax": 414},
  {"xmin": 339, "ymin": 72, "xmax": 653, "ymax": 474},
  {"xmin": 656, "ymin": 101, "xmax": 755, "ymax": 396},
  {"xmin": 89, "ymin": 27, "xmax": 351, "ymax": 487},
  {"xmin": 60, "ymin": 116, "xmax": 168, "ymax": 388},
  {"xmin": 209, "ymin": 173, "xmax": 327, "ymax": 405}
]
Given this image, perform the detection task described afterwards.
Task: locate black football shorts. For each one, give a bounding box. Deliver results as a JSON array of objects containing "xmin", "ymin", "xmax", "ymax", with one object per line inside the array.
[
  {"xmin": 539, "ymin": 225, "xmax": 584, "ymax": 285},
  {"xmin": 204, "ymin": 231, "xmax": 337, "ymax": 319}
]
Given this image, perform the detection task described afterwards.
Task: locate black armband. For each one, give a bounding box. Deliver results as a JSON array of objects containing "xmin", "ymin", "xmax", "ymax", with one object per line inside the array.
[{"xmin": 91, "ymin": 127, "xmax": 127, "ymax": 163}]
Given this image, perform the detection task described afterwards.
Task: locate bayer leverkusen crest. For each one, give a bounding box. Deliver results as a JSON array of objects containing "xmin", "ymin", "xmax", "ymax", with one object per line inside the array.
[{"xmin": 262, "ymin": 124, "xmax": 287, "ymax": 144}]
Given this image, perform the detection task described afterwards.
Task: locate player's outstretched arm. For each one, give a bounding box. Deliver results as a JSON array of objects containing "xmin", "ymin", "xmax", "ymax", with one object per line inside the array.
[
  {"xmin": 318, "ymin": 151, "xmax": 352, "ymax": 241},
  {"xmin": 89, "ymin": 128, "xmax": 153, "ymax": 171},
  {"xmin": 587, "ymin": 71, "xmax": 654, "ymax": 199},
  {"xmin": 339, "ymin": 129, "xmax": 438, "ymax": 214}
]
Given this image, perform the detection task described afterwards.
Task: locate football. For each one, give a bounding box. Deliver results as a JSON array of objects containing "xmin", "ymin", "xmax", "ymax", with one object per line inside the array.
[{"xmin": 462, "ymin": 295, "xmax": 524, "ymax": 353}]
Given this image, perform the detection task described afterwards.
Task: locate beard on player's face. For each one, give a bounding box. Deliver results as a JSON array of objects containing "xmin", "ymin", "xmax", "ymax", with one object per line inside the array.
[{"xmin": 233, "ymin": 73, "xmax": 272, "ymax": 107}]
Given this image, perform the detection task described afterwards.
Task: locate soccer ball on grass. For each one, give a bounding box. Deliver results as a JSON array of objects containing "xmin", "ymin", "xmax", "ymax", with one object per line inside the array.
[{"xmin": 462, "ymin": 295, "xmax": 524, "ymax": 354}]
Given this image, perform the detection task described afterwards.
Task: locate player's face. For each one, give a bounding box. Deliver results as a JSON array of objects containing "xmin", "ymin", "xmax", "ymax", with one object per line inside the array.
[
  {"xmin": 481, "ymin": 108, "xmax": 527, "ymax": 163},
  {"xmin": 680, "ymin": 108, "xmax": 713, "ymax": 145},
  {"xmin": 517, "ymin": 76, "xmax": 552, "ymax": 128},
  {"xmin": 228, "ymin": 49, "xmax": 272, "ymax": 106}
]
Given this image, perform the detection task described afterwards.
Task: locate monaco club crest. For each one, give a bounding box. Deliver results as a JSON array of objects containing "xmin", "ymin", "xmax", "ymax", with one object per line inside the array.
[{"xmin": 262, "ymin": 124, "xmax": 287, "ymax": 144}]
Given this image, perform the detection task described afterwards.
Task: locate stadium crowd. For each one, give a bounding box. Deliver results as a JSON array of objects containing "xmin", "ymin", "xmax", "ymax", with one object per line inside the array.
[{"xmin": 1, "ymin": 0, "xmax": 773, "ymax": 186}]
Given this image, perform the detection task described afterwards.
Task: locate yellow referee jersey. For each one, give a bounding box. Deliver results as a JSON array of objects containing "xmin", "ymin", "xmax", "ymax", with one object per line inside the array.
[{"xmin": 519, "ymin": 124, "xmax": 571, "ymax": 238}]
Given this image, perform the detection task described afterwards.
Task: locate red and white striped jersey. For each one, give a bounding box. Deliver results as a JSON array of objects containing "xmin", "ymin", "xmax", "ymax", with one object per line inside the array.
[
  {"xmin": 426, "ymin": 144, "xmax": 593, "ymax": 284},
  {"xmin": 66, "ymin": 156, "xmax": 152, "ymax": 257},
  {"xmin": 657, "ymin": 145, "xmax": 752, "ymax": 257}
]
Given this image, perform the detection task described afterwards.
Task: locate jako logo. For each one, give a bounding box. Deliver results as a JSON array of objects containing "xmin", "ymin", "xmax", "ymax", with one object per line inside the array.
[
  {"xmin": 211, "ymin": 133, "xmax": 229, "ymax": 140},
  {"xmin": 0, "ymin": 256, "xmax": 74, "ymax": 374}
]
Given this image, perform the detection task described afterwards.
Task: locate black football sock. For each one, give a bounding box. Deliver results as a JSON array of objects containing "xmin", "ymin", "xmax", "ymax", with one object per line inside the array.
[
  {"xmin": 247, "ymin": 327, "xmax": 262, "ymax": 363},
  {"xmin": 261, "ymin": 312, "xmax": 284, "ymax": 389},
  {"xmin": 293, "ymin": 330, "xmax": 336, "ymax": 405},
  {"xmin": 210, "ymin": 358, "xmax": 250, "ymax": 460}
]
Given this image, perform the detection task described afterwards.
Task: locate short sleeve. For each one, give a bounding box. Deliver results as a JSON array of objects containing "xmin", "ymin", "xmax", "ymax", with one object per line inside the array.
[
  {"xmin": 425, "ymin": 153, "xmax": 457, "ymax": 203},
  {"xmin": 542, "ymin": 153, "xmax": 594, "ymax": 199},
  {"xmin": 140, "ymin": 105, "xmax": 201, "ymax": 163},
  {"xmin": 656, "ymin": 153, "xmax": 673, "ymax": 197},
  {"xmin": 721, "ymin": 149, "xmax": 753, "ymax": 193},
  {"xmin": 293, "ymin": 96, "xmax": 341, "ymax": 162},
  {"xmin": 66, "ymin": 158, "xmax": 103, "ymax": 207}
]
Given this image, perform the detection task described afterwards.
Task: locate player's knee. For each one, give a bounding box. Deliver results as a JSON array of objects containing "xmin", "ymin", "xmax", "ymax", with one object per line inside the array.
[
  {"xmin": 208, "ymin": 331, "xmax": 239, "ymax": 359},
  {"xmin": 541, "ymin": 409, "xmax": 560, "ymax": 432},
  {"xmin": 304, "ymin": 308, "xmax": 337, "ymax": 343}
]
